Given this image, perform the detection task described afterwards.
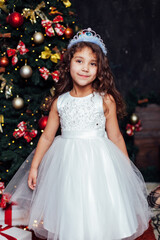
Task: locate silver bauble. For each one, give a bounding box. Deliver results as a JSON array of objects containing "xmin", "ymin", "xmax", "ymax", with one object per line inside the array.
[
  {"xmin": 33, "ymin": 32, "xmax": 44, "ymax": 44},
  {"xmin": 20, "ymin": 65, "xmax": 33, "ymax": 78},
  {"xmin": 12, "ymin": 95, "xmax": 24, "ymax": 109}
]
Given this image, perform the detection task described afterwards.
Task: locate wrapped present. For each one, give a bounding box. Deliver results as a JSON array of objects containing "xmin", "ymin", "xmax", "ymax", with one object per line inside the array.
[
  {"xmin": 0, "ymin": 225, "xmax": 32, "ymax": 240},
  {"xmin": 0, "ymin": 204, "xmax": 28, "ymax": 226}
]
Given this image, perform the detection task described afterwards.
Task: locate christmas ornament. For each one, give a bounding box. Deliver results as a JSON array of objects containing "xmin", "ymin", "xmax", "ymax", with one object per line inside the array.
[
  {"xmin": 38, "ymin": 116, "xmax": 48, "ymax": 130},
  {"xmin": 64, "ymin": 27, "xmax": 73, "ymax": 39},
  {"xmin": 126, "ymin": 120, "xmax": 142, "ymax": 136},
  {"xmin": 6, "ymin": 14, "xmax": 10, "ymax": 23},
  {"xmin": 0, "ymin": 56, "xmax": 9, "ymax": 67},
  {"xmin": 20, "ymin": 64, "xmax": 33, "ymax": 78},
  {"xmin": 12, "ymin": 95, "xmax": 24, "ymax": 109},
  {"xmin": 0, "ymin": 33, "xmax": 11, "ymax": 38},
  {"xmin": 39, "ymin": 67, "xmax": 59, "ymax": 82},
  {"xmin": 5, "ymin": 84, "xmax": 13, "ymax": 99},
  {"xmin": 49, "ymin": 7, "xmax": 63, "ymax": 15},
  {"xmin": 0, "ymin": 0, "xmax": 8, "ymax": 13},
  {"xmin": 33, "ymin": 32, "xmax": 44, "ymax": 44},
  {"xmin": 7, "ymin": 40, "xmax": 29, "ymax": 66},
  {"xmin": 0, "ymin": 182, "xmax": 5, "ymax": 194},
  {"xmin": 0, "ymin": 67, "xmax": 5, "ymax": 73},
  {"xmin": 130, "ymin": 113, "xmax": 139, "ymax": 125},
  {"xmin": 41, "ymin": 46, "xmax": 61, "ymax": 63},
  {"xmin": 41, "ymin": 15, "xmax": 65, "ymax": 37},
  {"xmin": 13, "ymin": 121, "xmax": 37, "ymax": 143},
  {"xmin": 22, "ymin": 1, "xmax": 46, "ymax": 24},
  {"xmin": 0, "ymin": 114, "xmax": 4, "ymax": 133},
  {"xmin": 8, "ymin": 12, "xmax": 24, "ymax": 28},
  {"xmin": 61, "ymin": 0, "xmax": 71, "ymax": 8},
  {"xmin": 0, "ymin": 74, "xmax": 6, "ymax": 92}
]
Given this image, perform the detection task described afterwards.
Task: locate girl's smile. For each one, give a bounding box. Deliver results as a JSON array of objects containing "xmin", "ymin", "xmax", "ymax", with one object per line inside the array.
[{"xmin": 70, "ymin": 46, "xmax": 98, "ymax": 89}]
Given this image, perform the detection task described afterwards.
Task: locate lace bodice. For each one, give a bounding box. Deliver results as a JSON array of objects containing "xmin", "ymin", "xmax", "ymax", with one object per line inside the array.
[{"xmin": 57, "ymin": 92, "xmax": 106, "ymax": 132}]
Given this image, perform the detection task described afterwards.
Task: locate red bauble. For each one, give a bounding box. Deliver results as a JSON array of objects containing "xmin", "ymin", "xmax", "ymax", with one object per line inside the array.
[
  {"xmin": 38, "ymin": 116, "xmax": 48, "ymax": 130},
  {"xmin": 0, "ymin": 56, "xmax": 9, "ymax": 67},
  {"xmin": 9, "ymin": 12, "xmax": 24, "ymax": 28},
  {"xmin": 64, "ymin": 27, "xmax": 74, "ymax": 39},
  {"xmin": 6, "ymin": 14, "xmax": 10, "ymax": 24}
]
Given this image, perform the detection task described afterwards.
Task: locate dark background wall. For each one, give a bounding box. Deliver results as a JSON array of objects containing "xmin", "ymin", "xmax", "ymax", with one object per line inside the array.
[{"xmin": 71, "ymin": 0, "xmax": 160, "ymax": 96}]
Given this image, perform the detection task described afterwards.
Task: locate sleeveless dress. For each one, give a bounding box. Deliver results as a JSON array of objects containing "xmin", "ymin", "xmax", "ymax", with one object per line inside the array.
[{"xmin": 5, "ymin": 91, "xmax": 151, "ymax": 240}]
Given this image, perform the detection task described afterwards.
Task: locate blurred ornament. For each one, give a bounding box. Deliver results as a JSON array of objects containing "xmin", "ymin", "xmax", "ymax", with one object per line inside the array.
[
  {"xmin": 0, "ymin": 56, "xmax": 9, "ymax": 67},
  {"xmin": 9, "ymin": 12, "xmax": 24, "ymax": 28},
  {"xmin": 6, "ymin": 14, "xmax": 10, "ymax": 23},
  {"xmin": 0, "ymin": 74, "xmax": 6, "ymax": 92},
  {"xmin": 5, "ymin": 84, "xmax": 13, "ymax": 98},
  {"xmin": 33, "ymin": 32, "xmax": 44, "ymax": 44},
  {"xmin": 0, "ymin": 114, "xmax": 4, "ymax": 133},
  {"xmin": 38, "ymin": 116, "xmax": 48, "ymax": 130},
  {"xmin": 49, "ymin": 6, "xmax": 63, "ymax": 15},
  {"xmin": 130, "ymin": 113, "xmax": 139, "ymax": 125},
  {"xmin": 64, "ymin": 27, "xmax": 73, "ymax": 39},
  {"xmin": 20, "ymin": 64, "xmax": 33, "ymax": 78},
  {"xmin": 22, "ymin": 1, "xmax": 46, "ymax": 24},
  {"xmin": 12, "ymin": 95, "xmax": 24, "ymax": 109},
  {"xmin": 0, "ymin": 0, "xmax": 8, "ymax": 13},
  {"xmin": 26, "ymin": 109, "xmax": 32, "ymax": 115},
  {"xmin": 61, "ymin": 0, "xmax": 71, "ymax": 8}
]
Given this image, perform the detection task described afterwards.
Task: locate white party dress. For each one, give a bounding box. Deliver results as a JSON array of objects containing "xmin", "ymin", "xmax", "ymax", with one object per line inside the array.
[{"xmin": 5, "ymin": 91, "xmax": 151, "ymax": 240}]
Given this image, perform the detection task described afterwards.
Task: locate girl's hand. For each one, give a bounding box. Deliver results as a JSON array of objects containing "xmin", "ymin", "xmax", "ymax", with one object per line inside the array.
[{"xmin": 28, "ymin": 167, "xmax": 38, "ymax": 190}]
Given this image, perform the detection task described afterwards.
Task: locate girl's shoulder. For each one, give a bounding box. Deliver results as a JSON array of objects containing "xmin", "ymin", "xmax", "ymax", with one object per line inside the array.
[{"xmin": 102, "ymin": 93, "xmax": 116, "ymax": 116}]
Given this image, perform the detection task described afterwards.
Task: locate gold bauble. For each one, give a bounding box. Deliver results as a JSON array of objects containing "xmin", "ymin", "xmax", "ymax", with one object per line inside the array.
[
  {"xmin": 130, "ymin": 113, "xmax": 139, "ymax": 125},
  {"xmin": 20, "ymin": 64, "xmax": 33, "ymax": 78},
  {"xmin": 12, "ymin": 95, "xmax": 24, "ymax": 109},
  {"xmin": 64, "ymin": 27, "xmax": 74, "ymax": 39},
  {"xmin": 33, "ymin": 32, "xmax": 44, "ymax": 44}
]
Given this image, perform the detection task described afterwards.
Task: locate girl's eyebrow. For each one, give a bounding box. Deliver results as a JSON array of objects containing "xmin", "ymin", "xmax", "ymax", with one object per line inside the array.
[{"xmin": 74, "ymin": 56, "xmax": 97, "ymax": 61}]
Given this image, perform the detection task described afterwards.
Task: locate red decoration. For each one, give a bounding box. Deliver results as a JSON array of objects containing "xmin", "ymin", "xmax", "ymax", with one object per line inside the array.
[
  {"xmin": 0, "ymin": 182, "xmax": 5, "ymax": 194},
  {"xmin": 7, "ymin": 40, "xmax": 29, "ymax": 65},
  {"xmin": 0, "ymin": 193, "xmax": 11, "ymax": 209},
  {"xmin": 13, "ymin": 121, "xmax": 37, "ymax": 142},
  {"xmin": 0, "ymin": 56, "xmax": 9, "ymax": 67},
  {"xmin": 64, "ymin": 27, "xmax": 74, "ymax": 39},
  {"xmin": 8, "ymin": 12, "xmax": 24, "ymax": 28},
  {"xmin": 39, "ymin": 67, "xmax": 59, "ymax": 82},
  {"xmin": 126, "ymin": 120, "xmax": 142, "ymax": 136},
  {"xmin": 6, "ymin": 14, "xmax": 10, "ymax": 24},
  {"xmin": 41, "ymin": 15, "xmax": 65, "ymax": 37},
  {"xmin": 38, "ymin": 116, "xmax": 48, "ymax": 130}
]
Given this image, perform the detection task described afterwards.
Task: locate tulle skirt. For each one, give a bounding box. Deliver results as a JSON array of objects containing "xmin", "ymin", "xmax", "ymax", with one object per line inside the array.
[{"xmin": 5, "ymin": 131, "xmax": 151, "ymax": 240}]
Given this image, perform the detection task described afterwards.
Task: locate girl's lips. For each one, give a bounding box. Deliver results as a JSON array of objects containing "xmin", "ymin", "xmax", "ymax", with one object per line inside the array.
[{"xmin": 78, "ymin": 74, "xmax": 90, "ymax": 78}]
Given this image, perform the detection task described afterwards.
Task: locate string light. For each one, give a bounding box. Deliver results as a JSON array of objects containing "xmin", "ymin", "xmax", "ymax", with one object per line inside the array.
[
  {"xmin": 12, "ymin": 140, "xmax": 15, "ymax": 143},
  {"xmin": 19, "ymin": 146, "xmax": 22, "ymax": 149},
  {"xmin": 16, "ymin": 28, "xmax": 19, "ymax": 30},
  {"xmin": 5, "ymin": 27, "xmax": 7, "ymax": 29},
  {"xmin": 21, "ymin": 113, "xmax": 24, "ymax": 116},
  {"xmin": 8, "ymin": 143, "xmax": 11, "ymax": 145},
  {"xmin": 48, "ymin": 44, "xmax": 51, "ymax": 47},
  {"xmin": 4, "ymin": 106, "xmax": 6, "ymax": 108},
  {"xmin": 6, "ymin": 169, "xmax": 9, "ymax": 172},
  {"xmin": 35, "ymin": 59, "xmax": 38, "ymax": 61}
]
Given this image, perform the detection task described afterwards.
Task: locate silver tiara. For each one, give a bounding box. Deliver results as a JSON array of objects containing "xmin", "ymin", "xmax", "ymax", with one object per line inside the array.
[{"xmin": 67, "ymin": 28, "xmax": 107, "ymax": 55}]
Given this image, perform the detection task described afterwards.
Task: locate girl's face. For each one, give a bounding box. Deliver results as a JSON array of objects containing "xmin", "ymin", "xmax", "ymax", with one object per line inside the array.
[{"xmin": 70, "ymin": 46, "xmax": 98, "ymax": 89}]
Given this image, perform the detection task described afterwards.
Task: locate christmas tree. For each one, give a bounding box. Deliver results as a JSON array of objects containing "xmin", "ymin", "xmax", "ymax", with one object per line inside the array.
[{"xmin": 0, "ymin": 0, "xmax": 78, "ymax": 183}]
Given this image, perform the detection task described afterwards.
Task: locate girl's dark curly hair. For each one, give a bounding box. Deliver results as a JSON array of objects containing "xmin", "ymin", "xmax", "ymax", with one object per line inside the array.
[{"xmin": 50, "ymin": 42, "xmax": 126, "ymax": 119}]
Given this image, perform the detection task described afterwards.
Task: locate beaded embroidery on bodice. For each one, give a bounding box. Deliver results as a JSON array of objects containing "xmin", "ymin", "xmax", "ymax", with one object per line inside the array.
[{"xmin": 57, "ymin": 92, "xmax": 106, "ymax": 132}]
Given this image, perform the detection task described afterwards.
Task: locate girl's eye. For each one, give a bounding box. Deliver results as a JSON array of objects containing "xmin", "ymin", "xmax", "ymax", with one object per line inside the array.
[
  {"xmin": 91, "ymin": 62, "xmax": 97, "ymax": 66},
  {"xmin": 76, "ymin": 60, "xmax": 82, "ymax": 63}
]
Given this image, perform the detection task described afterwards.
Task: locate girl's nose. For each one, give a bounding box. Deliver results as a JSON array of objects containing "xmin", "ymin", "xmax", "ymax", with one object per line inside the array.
[{"xmin": 82, "ymin": 64, "xmax": 89, "ymax": 71}]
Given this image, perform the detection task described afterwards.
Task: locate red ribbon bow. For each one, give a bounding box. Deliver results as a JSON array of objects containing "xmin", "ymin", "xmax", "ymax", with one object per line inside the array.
[
  {"xmin": 0, "ymin": 182, "xmax": 5, "ymax": 194},
  {"xmin": 126, "ymin": 120, "xmax": 142, "ymax": 136},
  {"xmin": 0, "ymin": 193, "xmax": 11, "ymax": 209},
  {"xmin": 41, "ymin": 15, "xmax": 65, "ymax": 37},
  {"xmin": 7, "ymin": 41, "xmax": 29, "ymax": 66},
  {"xmin": 39, "ymin": 67, "xmax": 59, "ymax": 82},
  {"xmin": 0, "ymin": 225, "xmax": 17, "ymax": 240},
  {"xmin": 13, "ymin": 121, "xmax": 37, "ymax": 143}
]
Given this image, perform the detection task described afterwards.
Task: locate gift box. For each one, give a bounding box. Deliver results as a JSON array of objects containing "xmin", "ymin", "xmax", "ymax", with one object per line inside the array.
[
  {"xmin": 0, "ymin": 204, "xmax": 29, "ymax": 226},
  {"xmin": 0, "ymin": 225, "xmax": 32, "ymax": 240}
]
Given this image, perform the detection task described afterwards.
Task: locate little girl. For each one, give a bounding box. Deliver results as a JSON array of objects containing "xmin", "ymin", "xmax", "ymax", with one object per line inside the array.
[{"xmin": 5, "ymin": 28, "xmax": 151, "ymax": 240}]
